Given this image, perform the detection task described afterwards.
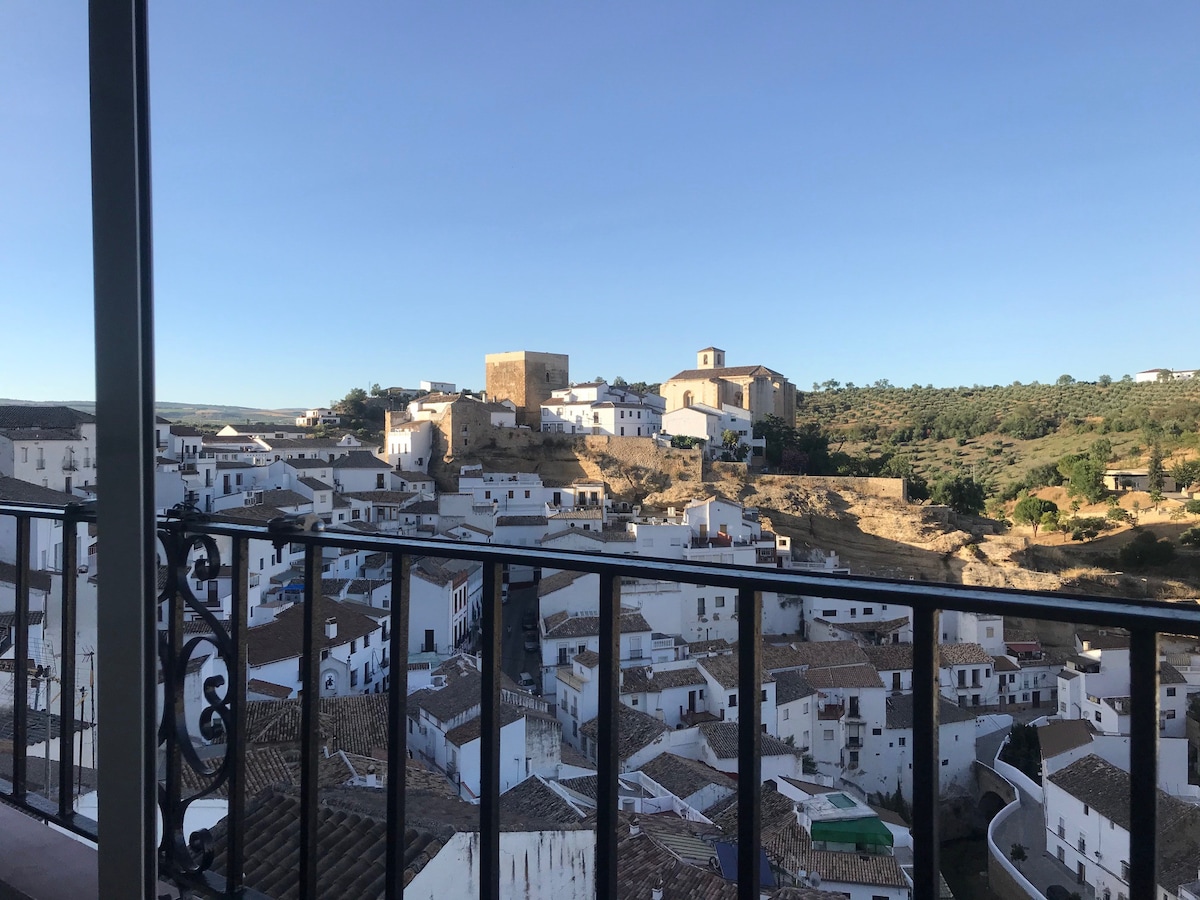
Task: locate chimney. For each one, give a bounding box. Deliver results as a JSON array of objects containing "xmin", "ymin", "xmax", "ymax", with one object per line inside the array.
[
  {"xmin": 629, "ymin": 817, "xmax": 641, "ymax": 837},
  {"xmin": 651, "ymin": 878, "xmax": 664, "ymax": 900},
  {"xmin": 324, "ymin": 617, "xmax": 337, "ymax": 640}
]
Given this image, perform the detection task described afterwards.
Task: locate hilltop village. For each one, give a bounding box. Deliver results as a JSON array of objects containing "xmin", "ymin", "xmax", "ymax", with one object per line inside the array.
[{"xmin": 2, "ymin": 347, "xmax": 1200, "ymax": 900}]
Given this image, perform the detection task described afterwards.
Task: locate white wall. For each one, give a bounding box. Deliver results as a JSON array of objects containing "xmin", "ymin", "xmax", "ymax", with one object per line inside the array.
[{"xmin": 405, "ymin": 829, "xmax": 594, "ymax": 899}]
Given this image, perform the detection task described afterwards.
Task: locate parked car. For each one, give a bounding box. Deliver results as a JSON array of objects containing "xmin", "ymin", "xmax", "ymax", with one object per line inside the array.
[
  {"xmin": 521, "ymin": 610, "xmax": 538, "ymax": 631},
  {"xmin": 518, "ymin": 672, "xmax": 536, "ymax": 691},
  {"xmin": 524, "ymin": 635, "xmax": 539, "ymax": 653}
]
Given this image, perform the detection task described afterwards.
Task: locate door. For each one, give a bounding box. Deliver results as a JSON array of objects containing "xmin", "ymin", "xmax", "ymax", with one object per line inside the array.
[
  {"xmin": 1076, "ymin": 862, "xmax": 1085, "ymax": 884},
  {"xmin": 688, "ymin": 690, "xmax": 697, "ymax": 713},
  {"xmin": 1032, "ymin": 690, "xmax": 1041, "ymax": 707},
  {"xmin": 423, "ymin": 629, "xmax": 434, "ymax": 653}
]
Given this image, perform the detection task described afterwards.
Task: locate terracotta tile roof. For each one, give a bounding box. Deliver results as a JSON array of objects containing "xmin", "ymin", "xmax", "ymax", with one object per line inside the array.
[
  {"xmin": 1047, "ymin": 753, "xmax": 1200, "ymax": 887},
  {"xmin": 862, "ymin": 644, "xmax": 914, "ymax": 672},
  {"xmin": 408, "ymin": 655, "xmax": 522, "ymax": 724},
  {"xmin": 699, "ymin": 723, "xmax": 802, "ymax": 761},
  {"xmin": 580, "ymin": 703, "xmax": 668, "ymax": 763},
  {"xmin": 0, "ymin": 405, "xmax": 94, "ymax": 428},
  {"xmin": 246, "ymin": 595, "xmax": 382, "ymax": 667},
  {"xmin": 763, "ymin": 641, "xmax": 868, "ymax": 671},
  {"xmin": 1076, "ymin": 628, "xmax": 1130, "ymax": 650},
  {"xmin": 247, "ymin": 678, "xmax": 294, "ymax": 699},
  {"xmin": 698, "ymin": 653, "xmax": 775, "ymax": 690},
  {"xmin": 298, "ymin": 477, "xmax": 333, "ymax": 492},
  {"xmin": 637, "ymin": 753, "xmax": 735, "ymax": 803},
  {"xmin": 667, "ymin": 364, "xmax": 785, "ymax": 382},
  {"xmin": 341, "ymin": 490, "xmax": 417, "ymax": 503},
  {"xmin": 1036, "ymin": 719, "xmax": 1094, "ymax": 760},
  {"xmin": 537, "ymin": 569, "xmax": 591, "ymax": 597},
  {"xmin": 281, "ymin": 457, "xmax": 335, "ymax": 470},
  {"xmin": 331, "ymin": 451, "xmax": 392, "ymax": 469},
  {"xmin": 803, "ymin": 664, "xmax": 884, "ymax": 689},
  {"xmin": 241, "ymin": 693, "xmax": 391, "ymax": 757},
  {"xmin": 502, "ymin": 775, "xmax": 586, "ymax": 824},
  {"xmin": 0, "ymin": 708, "xmax": 92, "ymax": 747},
  {"xmin": 991, "ymin": 655, "xmax": 1020, "ymax": 673},
  {"xmin": 574, "ymin": 649, "xmax": 601, "ymax": 668},
  {"xmin": 495, "ymin": 515, "xmax": 549, "ymax": 527},
  {"xmin": 0, "ymin": 610, "xmax": 45, "ymax": 628},
  {"xmin": 708, "ymin": 781, "xmax": 799, "ymax": 839},
  {"xmin": 0, "ymin": 561, "xmax": 52, "ymax": 593},
  {"xmin": 937, "ymin": 642, "xmax": 993, "ymax": 666},
  {"xmin": 444, "ymin": 703, "xmax": 526, "ymax": 746},
  {"xmin": 208, "ymin": 787, "xmax": 437, "ymax": 899},
  {"xmin": 621, "ymin": 664, "xmax": 706, "ymax": 693},
  {"xmin": 179, "ymin": 746, "xmax": 295, "ymax": 798},
  {"xmin": 773, "ymin": 670, "xmax": 818, "ymax": 705},
  {"xmin": 1159, "ymin": 661, "xmax": 1187, "ymax": 684},
  {"xmin": 767, "ymin": 821, "xmax": 909, "ymax": 888},
  {"xmin": 0, "ymin": 475, "xmax": 78, "ymax": 505},
  {"xmin": 885, "ymin": 693, "xmax": 976, "ymax": 729},
  {"xmin": 616, "ymin": 820, "xmax": 737, "ymax": 900},
  {"xmin": 411, "ymin": 557, "xmax": 480, "ymax": 588},
  {"xmin": 544, "ymin": 610, "xmax": 652, "ymax": 639}
]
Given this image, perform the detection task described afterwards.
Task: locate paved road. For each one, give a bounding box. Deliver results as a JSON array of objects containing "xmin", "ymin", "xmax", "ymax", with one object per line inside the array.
[
  {"xmin": 500, "ymin": 582, "xmax": 543, "ymax": 689},
  {"xmin": 991, "ymin": 782, "xmax": 1094, "ymax": 899}
]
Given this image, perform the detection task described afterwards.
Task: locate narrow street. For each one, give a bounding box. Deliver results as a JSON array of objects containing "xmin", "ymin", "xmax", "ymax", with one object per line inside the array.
[{"xmin": 500, "ymin": 582, "xmax": 542, "ymax": 689}]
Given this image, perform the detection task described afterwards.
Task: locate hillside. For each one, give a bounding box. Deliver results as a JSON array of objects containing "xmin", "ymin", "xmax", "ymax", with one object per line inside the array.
[
  {"xmin": 439, "ymin": 429, "xmax": 1200, "ymax": 602},
  {"xmin": 0, "ymin": 399, "xmax": 303, "ymax": 426},
  {"xmin": 800, "ymin": 379, "xmax": 1200, "ymax": 496}
]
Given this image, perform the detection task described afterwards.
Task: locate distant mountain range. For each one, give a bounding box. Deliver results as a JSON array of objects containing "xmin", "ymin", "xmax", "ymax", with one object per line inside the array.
[{"xmin": 0, "ymin": 399, "xmax": 303, "ymax": 426}]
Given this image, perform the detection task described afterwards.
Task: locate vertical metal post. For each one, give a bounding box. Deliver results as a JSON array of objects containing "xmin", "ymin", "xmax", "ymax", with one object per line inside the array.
[
  {"xmin": 225, "ymin": 537, "xmax": 250, "ymax": 895},
  {"xmin": 479, "ymin": 561, "xmax": 503, "ymax": 900},
  {"xmin": 385, "ymin": 553, "xmax": 411, "ymax": 899},
  {"xmin": 57, "ymin": 512, "xmax": 79, "ymax": 819},
  {"xmin": 596, "ymin": 572, "xmax": 621, "ymax": 899},
  {"xmin": 911, "ymin": 607, "xmax": 941, "ymax": 898},
  {"xmin": 12, "ymin": 517, "xmax": 30, "ymax": 801},
  {"xmin": 736, "ymin": 586, "xmax": 761, "ymax": 900},
  {"xmin": 90, "ymin": 0, "xmax": 157, "ymax": 895},
  {"xmin": 1128, "ymin": 628, "xmax": 1159, "ymax": 897},
  {"xmin": 298, "ymin": 545, "xmax": 322, "ymax": 899}
]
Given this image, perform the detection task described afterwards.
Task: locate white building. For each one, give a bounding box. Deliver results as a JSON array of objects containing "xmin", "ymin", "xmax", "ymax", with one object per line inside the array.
[
  {"xmin": 1044, "ymin": 753, "xmax": 1200, "ymax": 899},
  {"xmin": 878, "ymin": 694, "xmax": 977, "ymax": 803},
  {"xmin": 0, "ymin": 406, "xmax": 98, "ymax": 495},
  {"xmin": 244, "ymin": 596, "xmax": 390, "ymax": 698},
  {"xmin": 539, "ymin": 381, "xmax": 665, "ymax": 437},
  {"xmin": 383, "ymin": 419, "xmax": 433, "ymax": 473},
  {"xmin": 661, "ymin": 402, "xmax": 758, "ymax": 458},
  {"xmin": 408, "ymin": 558, "xmax": 483, "ymax": 656},
  {"xmin": 1057, "ymin": 647, "xmax": 1195, "ymax": 737}
]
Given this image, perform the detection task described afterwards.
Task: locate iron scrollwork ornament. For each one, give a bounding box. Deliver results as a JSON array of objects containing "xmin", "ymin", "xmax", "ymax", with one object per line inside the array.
[{"xmin": 155, "ymin": 504, "xmax": 237, "ymax": 879}]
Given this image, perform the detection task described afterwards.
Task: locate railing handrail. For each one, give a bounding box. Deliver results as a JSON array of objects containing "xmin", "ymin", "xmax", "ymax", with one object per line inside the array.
[{"xmin": 0, "ymin": 498, "xmax": 1193, "ymax": 900}]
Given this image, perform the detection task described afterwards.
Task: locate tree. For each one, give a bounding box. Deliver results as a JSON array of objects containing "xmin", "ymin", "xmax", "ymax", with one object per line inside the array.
[
  {"xmin": 1187, "ymin": 499, "xmax": 1200, "ymax": 515},
  {"xmin": 1170, "ymin": 460, "xmax": 1200, "ymax": 492},
  {"xmin": 1148, "ymin": 442, "xmax": 1165, "ymax": 495},
  {"xmin": 720, "ymin": 429, "xmax": 749, "ymax": 462},
  {"xmin": 1009, "ymin": 843, "xmax": 1027, "ymax": 871},
  {"xmin": 1013, "ymin": 495, "xmax": 1058, "ymax": 536},
  {"xmin": 1098, "ymin": 374, "xmax": 1113, "ymax": 386},
  {"xmin": 931, "ymin": 472, "xmax": 987, "ymax": 515},
  {"xmin": 1056, "ymin": 374, "xmax": 1075, "ymax": 386},
  {"xmin": 1119, "ymin": 530, "xmax": 1175, "ymax": 568},
  {"xmin": 1064, "ymin": 456, "xmax": 1106, "ymax": 504}
]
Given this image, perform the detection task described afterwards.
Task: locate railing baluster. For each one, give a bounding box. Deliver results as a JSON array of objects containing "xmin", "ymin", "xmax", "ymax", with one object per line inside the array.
[
  {"xmin": 298, "ymin": 544, "xmax": 322, "ymax": 900},
  {"xmin": 13, "ymin": 516, "xmax": 30, "ymax": 802},
  {"xmin": 736, "ymin": 586, "xmax": 761, "ymax": 900},
  {"xmin": 386, "ymin": 553, "xmax": 411, "ymax": 899},
  {"xmin": 479, "ymin": 561, "xmax": 503, "ymax": 900},
  {"xmin": 911, "ymin": 606, "xmax": 940, "ymax": 898},
  {"xmin": 57, "ymin": 511, "xmax": 79, "ymax": 819},
  {"xmin": 1128, "ymin": 628, "xmax": 1158, "ymax": 897},
  {"xmin": 596, "ymin": 572, "xmax": 621, "ymax": 899},
  {"xmin": 225, "ymin": 536, "xmax": 250, "ymax": 895}
]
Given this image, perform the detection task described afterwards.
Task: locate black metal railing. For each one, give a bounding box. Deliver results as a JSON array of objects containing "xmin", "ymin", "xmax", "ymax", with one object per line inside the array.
[{"xmin": 3, "ymin": 498, "xmax": 1200, "ymax": 900}]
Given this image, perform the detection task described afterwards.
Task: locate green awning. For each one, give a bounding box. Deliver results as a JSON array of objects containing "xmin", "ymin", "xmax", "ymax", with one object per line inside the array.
[{"xmin": 809, "ymin": 816, "xmax": 894, "ymax": 848}]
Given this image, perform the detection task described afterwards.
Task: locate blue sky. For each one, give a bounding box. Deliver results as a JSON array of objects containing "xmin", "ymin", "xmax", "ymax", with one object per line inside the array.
[{"xmin": 2, "ymin": 3, "xmax": 1198, "ymax": 409}]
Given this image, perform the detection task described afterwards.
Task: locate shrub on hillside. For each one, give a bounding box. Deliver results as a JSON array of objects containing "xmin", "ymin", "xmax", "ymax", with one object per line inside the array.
[
  {"xmin": 1180, "ymin": 527, "xmax": 1200, "ymax": 547},
  {"xmin": 1119, "ymin": 530, "xmax": 1176, "ymax": 568}
]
